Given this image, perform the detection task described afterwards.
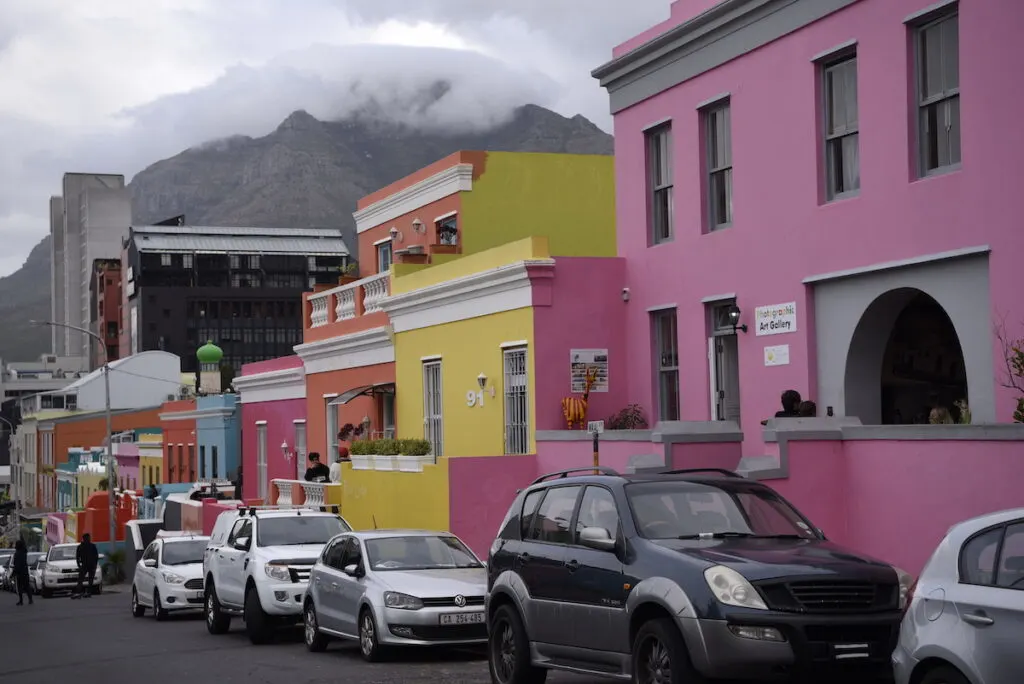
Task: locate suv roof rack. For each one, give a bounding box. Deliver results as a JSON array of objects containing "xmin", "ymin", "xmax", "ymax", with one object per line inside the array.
[
  {"xmin": 531, "ymin": 466, "xmax": 621, "ymax": 485},
  {"xmin": 236, "ymin": 504, "xmax": 340, "ymax": 517},
  {"xmin": 657, "ymin": 468, "xmax": 742, "ymax": 478}
]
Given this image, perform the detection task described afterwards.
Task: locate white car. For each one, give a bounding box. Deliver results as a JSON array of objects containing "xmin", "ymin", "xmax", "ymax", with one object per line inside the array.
[
  {"xmin": 132, "ymin": 533, "xmax": 210, "ymax": 620},
  {"xmin": 40, "ymin": 543, "xmax": 104, "ymax": 597}
]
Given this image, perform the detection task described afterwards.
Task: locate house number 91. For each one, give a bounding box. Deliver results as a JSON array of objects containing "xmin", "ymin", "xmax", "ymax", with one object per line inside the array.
[{"xmin": 466, "ymin": 390, "xmax": 485, "ymax": 407}]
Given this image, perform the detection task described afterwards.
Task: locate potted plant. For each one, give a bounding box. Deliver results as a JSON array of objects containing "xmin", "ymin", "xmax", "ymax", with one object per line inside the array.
[
  {"xmin": 607, "ymin": 404, "xmax": 650, "ymax": 430},
  {"xmin": 396, "ymin": 439, "xmax": 433, "ymax": 472},
  {"xmin": 338, "ymin": 262, "xmax": 359, "ymax": 285},
  {"xmin": 348, "ymin": 438, "xmax": 378, "ymax": 470},
  {"xmin": 349, "ymin": 438, "xmax": 434, "ymax": 471}
]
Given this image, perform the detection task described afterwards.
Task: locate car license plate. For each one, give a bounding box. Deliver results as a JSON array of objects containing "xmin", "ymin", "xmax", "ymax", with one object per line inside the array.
[{"xmin": 439, "ymin": 612, "xmax": 484, "ymax": 625}]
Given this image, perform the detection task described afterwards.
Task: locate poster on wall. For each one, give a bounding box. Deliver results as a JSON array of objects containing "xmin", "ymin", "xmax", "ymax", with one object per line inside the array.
[
  {"xmin": 755, "ymin": 301, "xmax": 797, "ymax": 336},
  {"xmin": 764, "ymin": 344, "xmax": 790, "ymax": 367},
  {"xmin": 570, "ymin": 349, "xmax": 609, "ymax": 393}
]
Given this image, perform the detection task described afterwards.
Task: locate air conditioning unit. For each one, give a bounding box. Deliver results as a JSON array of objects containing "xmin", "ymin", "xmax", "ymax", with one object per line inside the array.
[
  {"xmin": 166, "ymin": 394, "xmax": 176, "ymax": 401},
  {"xmin": 44, "ymin": 355, "xmax": 57, "ymax": 364}
]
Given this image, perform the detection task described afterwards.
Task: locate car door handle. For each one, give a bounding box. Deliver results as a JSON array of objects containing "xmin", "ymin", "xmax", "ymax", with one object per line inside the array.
[
  {"xmin": 962, "ymin": 612, "xmax": 994, "ymax": 627},
  {"xmin": 331, "ymin": 582, "xmax": 339, "ymax": 590},
  {"xmin": 565, "ymin": 559, "xmax": 580, "ymax": 572}
]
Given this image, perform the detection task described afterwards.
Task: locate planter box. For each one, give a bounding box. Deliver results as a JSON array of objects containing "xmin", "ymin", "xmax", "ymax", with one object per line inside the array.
[
  {"xmin": 397, "ymin": 455, "xmax": 434, "ymax": 472},
  {"xmin": 372, "ymin": 455, "xmax": 397, "ymax": 471},
  {"xmin": 351, "ymin": 455, "xmax": 373, "ymax": 470},
  {"xmin": 338, "ymin": 275, "xmax": 359, "ymax": 285}
]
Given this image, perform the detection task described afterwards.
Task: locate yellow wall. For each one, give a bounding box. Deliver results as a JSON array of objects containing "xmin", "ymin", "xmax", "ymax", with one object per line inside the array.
[
  {"xmin": 77, "ymin": 471, "xmax": 105, "ymax": 506},
  {"xmin": 139, "ymin": 445, "xmax": 163, "ymax": 486},
  {"xmin": 461, "ymin": 152, "xmax": 616, "ymax": 258},
  {"xmin": 339, "ymin": 459, "xmax": 449, "ymax": 531},
  {"xmin": 391, "ymin": 236, "xmax": 550, "ymax": 294},
  {"xmin": 395, "ymin": 307, "xmax": 535, "ymax": 458}
]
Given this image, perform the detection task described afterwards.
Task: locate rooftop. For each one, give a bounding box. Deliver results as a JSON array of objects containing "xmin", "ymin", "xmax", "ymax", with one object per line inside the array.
[{"xmin": 129, "ymin": 224, "xmax": 350, "ymax": 256}]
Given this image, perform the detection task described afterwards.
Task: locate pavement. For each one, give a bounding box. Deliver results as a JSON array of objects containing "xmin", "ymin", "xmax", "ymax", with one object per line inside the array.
[{"xmin": 0, "ymin": 587, "xmax": 603, "ymax": 684}]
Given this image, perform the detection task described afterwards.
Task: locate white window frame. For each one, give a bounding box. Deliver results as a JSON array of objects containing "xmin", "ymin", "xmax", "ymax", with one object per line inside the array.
[
  {"xmin": 423, "ymin": 360, "xmax": 444, "ymax": 458},
  {"xmin": 822, "ymin": 52, "xmax": 860, "ymax": 200},
  {"xmin": 377, "ymin": 241, "xmax": 393, "ymax": 273},
  {"xmin": 256, "ymin": 422, "xmax": 268, "ymax": 502},
  {"xmin": 381, "ymin": 394, "xmax": 396, "ymax": 439},
  {"xmin": 703, "ymin": 101, "xmax": 733, "ymax": 230},
  {"xmin": 294, "ymin": 420, "xmax": 307, "ymax": 481},
  {"xmin": 503, "ymin": 346, "xmax": 529, "ymax": 455},
  {"xmin": 646, "ymin": 124, "xmax": 673, "ymax": 245},
  {"xmin": 160, "ymin": 253, "xmax": 172, "ymax": 266},
  {"xmin": 326, "ymin": 399, "xmax": 338, "ymax": 461},
  {"xmin": 914, "ymin": 9, "xmax": 960, "ymax": 176},
  {"xmin": 652, "ymin": 309, "xmax": 680, "ymax": 422}
]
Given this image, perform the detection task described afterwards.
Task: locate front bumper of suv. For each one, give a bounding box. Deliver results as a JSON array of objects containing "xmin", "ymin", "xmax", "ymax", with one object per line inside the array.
[
  {"xmin": 253, "ymin": 579, "xmax": 307, "ymax": 617},
  {"xmin": 682, "ymin": 611, "xmax": 899, "ymax": 682}
]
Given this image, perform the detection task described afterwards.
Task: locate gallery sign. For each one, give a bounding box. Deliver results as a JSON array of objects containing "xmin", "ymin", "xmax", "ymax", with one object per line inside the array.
[{"xmin": 755, "ymin": 301, "xmax": 797, "ymax": 336}]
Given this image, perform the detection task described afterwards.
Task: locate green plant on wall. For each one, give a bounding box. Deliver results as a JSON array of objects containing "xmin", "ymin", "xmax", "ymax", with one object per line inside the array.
[
  {"xmin": 349, "ymin": 438, "xmax": 432, "ymax": 456},
  {"xmin": 606, "ymin": 404, "xmax": 649, "ymax": 430},
  {"xmin": 996, "ymin": 321, "xmax": 1024, "ymax": 423}
]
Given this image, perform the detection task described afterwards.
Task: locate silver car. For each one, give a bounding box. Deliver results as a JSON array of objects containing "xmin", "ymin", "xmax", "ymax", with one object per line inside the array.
[
  {"xmin": 303, "ymin": 530, "xmax": 488, "ymax": 661},
  {"xmin": 894, "ymin": 507, "xmax": 1024, "ymax": 684}
]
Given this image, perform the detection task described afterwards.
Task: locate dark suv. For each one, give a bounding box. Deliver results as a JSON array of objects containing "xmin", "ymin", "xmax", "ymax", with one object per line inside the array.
[{"xmin": 485, "ymin": 467, "xmax": 912, "ymax": 683}]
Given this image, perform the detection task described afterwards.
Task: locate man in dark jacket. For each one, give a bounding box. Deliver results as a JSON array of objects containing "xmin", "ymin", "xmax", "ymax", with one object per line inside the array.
[
  {"xmin": 303, "ymin": 452, "xmax": 330, "ymax": 483},
  {"xmin": 13, "ymin": 539, "xmax": 32, "ymax": 606},
  {"xmin": 71, "ymin": 533, "xmax": 99, "ymax": 599}
]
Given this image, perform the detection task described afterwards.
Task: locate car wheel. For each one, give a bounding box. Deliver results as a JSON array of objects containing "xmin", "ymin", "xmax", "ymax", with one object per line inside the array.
[
  {"xmin": 921, "ymin": 666, "xmax": 970, "ymax": 684},
  {"xmin": 92, "ymin": 584, "xmax": 102, "ymax": 595},
  {"xmin": 154, "ymin": 590, "xmax": 169, "ymax": 621},
  {"xmin": 131, "ymin": 587, "xmax": 146, "ymax": 617},
  {"xmin": 358, "ymin": 607, "xmax": 387, "ymax": 663},
  {"xmin": 632, "ymin": 618, "xmax": 704, "ymax": 684},
  {"xmin": 204, "ymin": 583, "xmax": 231, "ymax": 635},
  {"xmin": 244, "ymin": 586, "xmax": 274, "ymax": 645},
  {"xmin": 488, "ymin": 603, "xmax": 546, "ymax": 684},
  {"xmin": 304, "ymin": 601, "xmax": 329, "ymax": 653}
]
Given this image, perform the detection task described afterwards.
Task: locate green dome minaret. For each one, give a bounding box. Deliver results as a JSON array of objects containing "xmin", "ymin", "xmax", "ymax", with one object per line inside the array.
[{"xmin": 197, "ymin": 340, "xmax": 224, "ymax": 394}]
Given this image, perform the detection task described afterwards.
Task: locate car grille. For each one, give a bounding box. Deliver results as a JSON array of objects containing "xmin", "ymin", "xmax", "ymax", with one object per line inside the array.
[
  {"xmin": 803, "ymin": 623, "xmax": 898, "ymax": 665},
  {"xmin": 287, "ymin": 565, "xmax": 313, "ymax": 583},
  {"xmin": 389, "ymin": 624, "xmax": 487, "ymax": 641},
  {"xmin": 757, "ymin": 580, "xmax": 897, "ymax": 613},
  {"xmin": 184, "ymin": 578, "xmax": 204, "ymax": 590},
  {"xmin": 420, "ymin": 595, "xmax": 485, "ymax": 608}
]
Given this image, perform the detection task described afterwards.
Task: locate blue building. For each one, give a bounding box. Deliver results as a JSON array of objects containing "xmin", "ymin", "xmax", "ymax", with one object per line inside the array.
[{"xmin": 195, "ymin": 394, "xmax": 240, "ymax": 482}]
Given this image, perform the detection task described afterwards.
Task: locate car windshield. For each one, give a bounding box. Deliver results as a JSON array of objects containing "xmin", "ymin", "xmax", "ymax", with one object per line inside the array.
[
  {"xmin": 257, "ymin": 516, "xmax": 351, "ymax": 547},
  {"xmin": 48, "ymin": 546, "xmax": 77, "ymax": 561},
  {"xmin": 27, "ymin": 553, "xmax": 43, "ymax": 564},
  {"xmin": 365, "ymin": 535, "xmax": 483, "ymax": 571},
  {"xmin": 162, "ymin": 540, "xmax": 207, "ymax": 566},
  {"xmin": 626, "ymin": 481, "xmax": 818, "ymax": 540}
]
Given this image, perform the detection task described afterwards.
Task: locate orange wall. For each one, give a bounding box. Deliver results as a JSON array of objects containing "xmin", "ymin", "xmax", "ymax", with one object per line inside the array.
[
  {"xmin": 160, "ymin": 400, "xmax": 197, "ymax": 483},
  {"xmin": 54, "ymin": 408, "xmax": 164, "ymax": 467},
  {"xmin": 357, "ymin": 194, "xmax": 463, "ymax": 272},
  {"xmin": 304, "ymin": 364, "xmax": 396, "ymax": 456}
]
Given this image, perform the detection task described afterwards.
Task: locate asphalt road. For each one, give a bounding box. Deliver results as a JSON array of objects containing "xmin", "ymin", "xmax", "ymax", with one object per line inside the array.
[{"xmin": 0, "ymin": 588, "xmax": 605, "ymax": 684}]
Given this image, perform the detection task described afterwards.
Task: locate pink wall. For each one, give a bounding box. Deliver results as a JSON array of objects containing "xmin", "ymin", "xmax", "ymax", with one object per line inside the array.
[
  {"xmin": 115, "ymin": 452, "xmax": 140, "ymax": 491},
  {"xmin": 241, "ymin": 355, "xmax": 303, "ymax": 375},
  {"xmin": 533, "ymin": 257, "xmax": 630, "ymax": 430},
  {"xmin": 449, "ymin": 455, "xmax": 537, "ymax": 558},
  {"xmin": 612, "ymin": 0, "xmax": 1024, "ymax": 446},
  {"xmin": 240, "ymin": 398, "xmax": 306, "ymax": 500},
  {"xmin": 201, "ymin": 498, "xmax": 238, "ymax": 535},
  {"xmin": 668, "ymin": 442, "xmax": 743, "ymax": 471},
  {"xmin": 537, "ymin": 439, "xmax": 663, "ymax": 474},
  {"xmin": 767, "ymin": 439, "xmax": 1024, "ymax": 575}
]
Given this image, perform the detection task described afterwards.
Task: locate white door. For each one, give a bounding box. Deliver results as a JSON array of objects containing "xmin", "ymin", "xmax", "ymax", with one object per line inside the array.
[
  {"xmin": 256, "ymin": 423, "xmax": 268, "ymax": 502},
  {"xmin": 712, "ymin": 335, "xmax": 741, "ymax": 422},
  {"xmin": 294, "ymin": 422, "xmax": 307, "ymax": 481}
]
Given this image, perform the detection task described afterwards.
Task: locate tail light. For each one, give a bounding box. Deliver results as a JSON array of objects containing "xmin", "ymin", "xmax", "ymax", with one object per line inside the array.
[{"xmin": 901, "ymin": 578, "xmax": 918, "ymax": 617}]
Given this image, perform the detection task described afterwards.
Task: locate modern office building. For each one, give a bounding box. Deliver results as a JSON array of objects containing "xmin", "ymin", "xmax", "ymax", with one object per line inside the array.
[
  {"xmin": 121, "ymin": 224, "xmax": 350, "ymax": 373},
  {"xmin": 89, "ymin": 258, "xmax": 123, "ymax": 369},
  {"xmin": 49, "ymin": 173, "xmax": 131, "ymax": 360}
]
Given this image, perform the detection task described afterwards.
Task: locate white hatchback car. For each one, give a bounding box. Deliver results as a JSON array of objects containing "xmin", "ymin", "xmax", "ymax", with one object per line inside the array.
[{"xmin": 132, "ymin": 532, "xmax": 210, "ymax": 620}]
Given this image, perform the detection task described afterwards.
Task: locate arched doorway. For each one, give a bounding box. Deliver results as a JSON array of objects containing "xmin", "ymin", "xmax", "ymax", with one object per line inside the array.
[{"xmin": 844, "ymin": 288, "xmax": 967, "ymax": 425}]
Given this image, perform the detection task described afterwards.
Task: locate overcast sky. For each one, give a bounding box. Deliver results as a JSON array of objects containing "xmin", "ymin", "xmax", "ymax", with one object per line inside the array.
[{"xmin": 0, "ymin": 0, "xmax": 670, "ymax": 276}]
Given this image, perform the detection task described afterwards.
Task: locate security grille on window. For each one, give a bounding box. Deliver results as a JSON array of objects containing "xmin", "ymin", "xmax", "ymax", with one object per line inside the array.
[
  {"xmin": 646, "ymin": 124, "xmax": 673, "ymax": 244},
  {"xmin": 652, "ymin": 309, "xmax": 680, "ymax": 421},
  {"xmin": 423, "ymin": 360, "xmax": 444, "ymax": 457},
  {"xmin": 503, "ymin": 347, "xmax": 529, "ymax": 455},
  {"xmin": 294, "ymin": 421, "xmax": 307, "ymax": 480},
  {"xmin": 704, "ymin": 102, "xmax": 733, "ymax": 229},
  {"xmin": 256, "ymin": 423, "xmax": 268, "ymax": 502},
  {"xmin": 915, "ymin": 11, "xmax": 960, "ymax": 173},
  {"xmin": 437, "ymin": 216, "xmax": 459, "ymax": 246},
  {"xmin": 160, "ymin": 253, "xmax": 172, "ymax": 266},
  {"xmin": 823, "ymin": 54, "xmax": 860, "ymax": 199}
]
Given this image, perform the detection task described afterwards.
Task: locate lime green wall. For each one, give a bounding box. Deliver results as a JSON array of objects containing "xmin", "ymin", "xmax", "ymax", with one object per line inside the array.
[{"xmin": 460, "ymin": 152, "xmax": 616, "ymax": 257}]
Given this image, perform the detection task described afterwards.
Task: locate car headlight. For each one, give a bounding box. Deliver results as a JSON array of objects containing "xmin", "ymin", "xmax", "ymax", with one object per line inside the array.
[
  {"xmin": 894, "ymin": 567, "xmax": 915, "ymax": 609},
  {"xmin": 383, "ymin": 591, "xmax": 423, "ymax": 610},
  {"xmin": 704, "ymin": 565, "xmax": 768, "ymax": 611},
  {"xmin": 264, "ymin": 563, "xmax": 291, "ymax": 582},
  {"xmin": 161, "ymin": 572, "xmax": 185, "ymax": 585}
]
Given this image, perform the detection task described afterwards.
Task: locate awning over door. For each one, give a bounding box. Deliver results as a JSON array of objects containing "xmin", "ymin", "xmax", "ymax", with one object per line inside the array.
[{"xmin": 327, "ymin": 382, "xmax": 396, "ymax": 407}]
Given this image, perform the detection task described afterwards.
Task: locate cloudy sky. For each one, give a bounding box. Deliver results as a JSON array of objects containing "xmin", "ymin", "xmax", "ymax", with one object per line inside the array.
[{"xmin": 0, "ymin": 0, "xmax": 670, "ymax": 276}]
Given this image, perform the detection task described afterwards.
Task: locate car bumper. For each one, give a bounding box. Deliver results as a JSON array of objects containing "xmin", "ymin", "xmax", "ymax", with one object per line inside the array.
[
  {"xmin": 378, "ymin": 605, "xmax": 487, "ymax": 647},
  {"xmin": 682, "ymin": 612, "xmax": 899, "ymax": 682},
  {"xmin": 159, "ymin": 584, "xmax": 206, "ymax": 610},
  {"xmin": 891, "ymin": 642, "xmax": 916, "ymax": 684},
  {"xmin": 42, "ymin": 574, "xmax": 100, "ymax": 590},
  {"xmin": 254, "ymin": 580, "xmax": 307, "ymax": 617}
]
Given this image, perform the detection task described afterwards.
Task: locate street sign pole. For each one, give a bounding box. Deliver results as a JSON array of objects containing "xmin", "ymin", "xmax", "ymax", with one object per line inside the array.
[{"xmin": 588, "ymin": 421, "xmax": 605, "ymax": 469}]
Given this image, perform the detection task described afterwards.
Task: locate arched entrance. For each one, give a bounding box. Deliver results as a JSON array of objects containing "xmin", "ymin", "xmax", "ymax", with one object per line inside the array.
[{"xmin": 844, "ymin": 288, "xmax": 967, "ymax": 425}]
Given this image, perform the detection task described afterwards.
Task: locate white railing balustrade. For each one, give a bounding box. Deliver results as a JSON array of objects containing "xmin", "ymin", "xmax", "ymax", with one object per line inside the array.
[
  {"xmin": 309, "ymin": 294, "xmax": 330, "ymax": 328},
  {"xmin": 335, "ymin": 288, "xmax": 357, "ymax": 320},
  {"xmin": 362, "ymin": 273, "xmax": 390, "ymax": 314},
  {"xmin": 301, "ymin": 482, "xmax": 326, "ymax": 507},
  {"xmin": 275, "ymin": 480, "xmax": 297, "ymax": 506}
]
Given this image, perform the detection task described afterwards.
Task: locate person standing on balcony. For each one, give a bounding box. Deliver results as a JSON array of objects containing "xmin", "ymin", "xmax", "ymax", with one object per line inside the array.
[
  {"xmin": 71, "ymin": 533, "xmax": 99, "ymax": 599},
  {"xmin": 13, "ymin": 538, "xmax": 32, "ymax": 606},
  {"xmin": 775, "ymin": 389, "xmax": 802, "ymax": 418},
  {"xmin": 304, "ymin": 452, "xmax": 330, "ymax": 483},
  {"xmin": 329, "ymin": 448, "xmax": 347, "ymax": 484}
]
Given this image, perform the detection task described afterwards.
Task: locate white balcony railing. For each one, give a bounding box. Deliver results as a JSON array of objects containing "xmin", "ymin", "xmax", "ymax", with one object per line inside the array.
[
  {"xmin": 269, "ymin": 479, "xmax": 340, "ymax": 507},
  {"xmin": 309, "ymin": 295, "xmax": 329, "ymax": 328},
  {"xmin": 336, "ymin": 288, "xmax": 357, "ymax": 321},
  {"xmin": 307, "ymin": 273, "xmax": 392, "ymax": 329},
  {"xmin": 362, "ymin": 272, "xmax": 390, "ymax": 314}
]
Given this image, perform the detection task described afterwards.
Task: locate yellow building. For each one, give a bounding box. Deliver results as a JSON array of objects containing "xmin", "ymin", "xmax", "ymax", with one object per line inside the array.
[{"xmin": 137, "ymin": 432, "xmax": 164, "ymax": 487}]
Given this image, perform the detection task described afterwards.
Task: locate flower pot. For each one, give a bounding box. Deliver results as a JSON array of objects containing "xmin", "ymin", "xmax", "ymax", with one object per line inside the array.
[
  {"xmin": 351, "ymin": 455, "xmax": 373, "ymax": 470},
  {"xmin": 397, "ymin": 455, "xmax": 434, "ymax": 472},
  {"xmin": 338, "ymin": 275, "xmax": 359, "ymax": 285},
  {"xmin": 372, "ymin": 454, "xmax": 397, "ymax": 471}
]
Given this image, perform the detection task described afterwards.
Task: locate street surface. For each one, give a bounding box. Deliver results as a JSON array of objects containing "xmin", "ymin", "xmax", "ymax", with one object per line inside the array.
[{"xmin": 0, "ymin": 589, "xmax": 600, "ymax": 684}]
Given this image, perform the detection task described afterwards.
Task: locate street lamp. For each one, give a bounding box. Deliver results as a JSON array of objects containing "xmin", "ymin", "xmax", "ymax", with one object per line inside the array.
[{"xmin": 30, "ymin": 320, "xmax": 115, "ymax": 550}]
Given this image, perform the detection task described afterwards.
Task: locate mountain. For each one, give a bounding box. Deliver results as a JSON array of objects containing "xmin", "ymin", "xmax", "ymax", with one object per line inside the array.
[{"xmin": 0, "ymin": 103, "xmax": 612, "ymax": 362}]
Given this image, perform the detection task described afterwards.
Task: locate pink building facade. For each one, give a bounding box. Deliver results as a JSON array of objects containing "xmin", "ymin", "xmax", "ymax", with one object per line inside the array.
[{"xmin": 232, "ymin": 356, "xmax": 307, "ymax": 503}]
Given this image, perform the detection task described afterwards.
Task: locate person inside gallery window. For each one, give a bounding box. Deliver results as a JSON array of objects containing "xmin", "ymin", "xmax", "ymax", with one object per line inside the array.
[
  {"xmin": 798, "ymin": 400, "xmax": 817, "ymax": 417},
  {"xmin": 304, "ymin": 452, "xmax": 330, "ymax": 483},
  {"xmin": 775, "ymin": 389, "xmax": 802, "ymax": 418}
]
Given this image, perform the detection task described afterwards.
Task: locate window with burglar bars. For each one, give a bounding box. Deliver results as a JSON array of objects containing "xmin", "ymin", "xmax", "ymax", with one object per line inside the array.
[
  {"xmin": 823, "ymin": 54, "xmax": 860, "ymax": 200},
  {"xmin": 646, "ymin": 124, "xmax": 673, "ymax": 244},
  {"xmin": 256, "ymin": 423, "xmax": 268, "ymax": 502},
  {"xmin": 914, "ymin": 10, "xmax": 960, "ymax": 175},
  {"xmin": 652, "ymin": 309, "xmax": 680, "ymax": 422},
  {"xmin": 294, "ymin": 421, "xmax": 307, "ymax": 480},
  {"xmin": 703, "ymin": 102, "xmax": 733, "ymax": 230},
  {"xmin": 503, "ymin": 347, "xmax": 529, "ymax": 455},
  {"xmin": 423, "ymin": 360, "xmax": 444, "ymax": 458}
]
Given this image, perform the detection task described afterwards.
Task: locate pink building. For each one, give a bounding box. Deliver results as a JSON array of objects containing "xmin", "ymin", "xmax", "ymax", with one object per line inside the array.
[
  {"xmin": 232, "ymin": 356, "xmax": 307, "ymax": 502},
  {"xmin": 540, "ymin": 0, "xmax": 1024, "ymax": 574},
  {"xmin": 112, "ymin": 442, "xmax": 141, "ymax": 492}
]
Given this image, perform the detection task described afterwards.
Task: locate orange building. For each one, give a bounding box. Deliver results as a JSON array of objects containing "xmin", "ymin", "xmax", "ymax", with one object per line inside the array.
[{"xmin": 158, "ymin": 399, "xmax": 197, "ymax": 483}]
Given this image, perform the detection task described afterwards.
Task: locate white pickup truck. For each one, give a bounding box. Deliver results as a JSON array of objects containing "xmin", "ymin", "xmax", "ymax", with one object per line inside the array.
[{"xmin": 203, "ymin": 507, "xmax": 351, "ymax": 644}]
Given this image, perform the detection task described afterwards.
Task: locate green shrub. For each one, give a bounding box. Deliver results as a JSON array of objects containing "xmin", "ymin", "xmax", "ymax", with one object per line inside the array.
[
  {"xmin": 349, "ymin": 438, "xmax": 432, "ymax": 456},
  {"xmin": 397, "ymin": 439, "xmax": 431, "ymax": 456}
]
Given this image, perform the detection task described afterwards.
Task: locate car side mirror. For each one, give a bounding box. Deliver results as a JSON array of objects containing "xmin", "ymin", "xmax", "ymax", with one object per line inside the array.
[
  {"xmin": 579, "ymin": 526, "xmax": 616, "ymax": 551},
  {"xmin": 143, "ymin": 558, "xmax": 157, "ymax": 568},
  {"xmin": 233, "ymin": 537, "xmax": 251, "ymax": 551},
  {"xmin": 343, "ymin": 563, "xmax": 363, "ymax": 578}
]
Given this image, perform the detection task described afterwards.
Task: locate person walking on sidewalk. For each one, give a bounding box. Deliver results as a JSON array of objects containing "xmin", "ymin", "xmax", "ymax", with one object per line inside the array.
[
  {"xmin": 71, "ymin": 533, "xmax": 99, "ymax": 599},
  {"xmin": 13, "ymin": 539, "xmax": 32, "ymax": 606}
]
